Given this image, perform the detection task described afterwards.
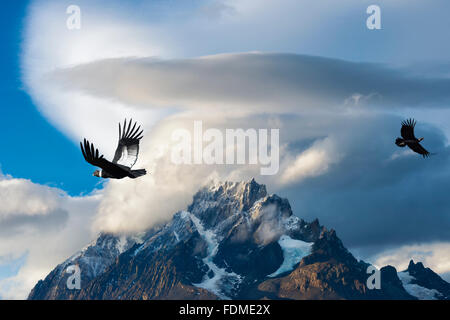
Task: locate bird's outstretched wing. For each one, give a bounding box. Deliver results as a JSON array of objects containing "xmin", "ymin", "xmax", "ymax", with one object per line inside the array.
[
  {"xmin": 112, "ymin": 119, "xmax": 144, "ymax": 169},
  {"xmin": 80, "ymin": 139, "xmax": 122, "ymax": 173},
  {"xmin": 408, "ymin": 142, "xmax": 431, "ymax": 158},
  {"xmin": 400, "ymin": 118, "xmax": 417, "ymax": 140}
]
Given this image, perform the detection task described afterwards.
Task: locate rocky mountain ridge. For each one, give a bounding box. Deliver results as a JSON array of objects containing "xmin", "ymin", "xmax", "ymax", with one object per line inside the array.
[{"xmin": 28, "ymin": 179, "xmax": 449, "ymax": 300}]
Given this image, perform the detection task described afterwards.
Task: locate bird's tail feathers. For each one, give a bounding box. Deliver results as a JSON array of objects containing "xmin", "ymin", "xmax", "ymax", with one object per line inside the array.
[
  {"xmin": 395, "ymin": 138, "xmax": 406, "ymax": 147},
  {"xmin": 130, "ymin": 169, "xmax": 147, "ymax": 178}
]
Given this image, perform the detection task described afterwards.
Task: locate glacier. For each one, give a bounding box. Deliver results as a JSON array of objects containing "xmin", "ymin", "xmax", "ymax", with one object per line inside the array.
[
  {"xmin": 188, "ymin": 211, "xmax": 242, "ymax": 300},
  {"xmin": 268, "ymin": 235, "xmax": 313, "ymax": 277}
]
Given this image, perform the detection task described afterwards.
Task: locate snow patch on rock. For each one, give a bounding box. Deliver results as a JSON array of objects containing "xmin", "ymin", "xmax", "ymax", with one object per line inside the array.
[
  {"xmin": 187, "ymin": 211, "xmax": 242, "ymax": 299},
  {"xmin": 268, "ymin": 235, "xmax": 313, "ymax": 277},
  {"xmin": 398, "ymin": 271, "xmax": 440, "ymax": 300}
]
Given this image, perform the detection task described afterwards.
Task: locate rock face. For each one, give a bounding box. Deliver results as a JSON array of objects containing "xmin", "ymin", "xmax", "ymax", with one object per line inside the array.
[
  {"xmin": 28, "ymin": 179, "xmax": 449, "ymax": 300},
  {"xmin": 257, "ymin": 230, "xmax": 414, "ymax": 300}
]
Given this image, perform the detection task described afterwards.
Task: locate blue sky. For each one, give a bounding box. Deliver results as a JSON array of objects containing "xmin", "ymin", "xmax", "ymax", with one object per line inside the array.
[
  {"xmin": 0, "ymin": 1, "xmax": 102, "ymax": 196},
  {"xmin": 1, "ymin": 0, "xmax": 450, "ymax": 299}
]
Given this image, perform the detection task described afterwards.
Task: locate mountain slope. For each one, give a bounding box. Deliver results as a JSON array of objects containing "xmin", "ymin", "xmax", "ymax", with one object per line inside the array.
[
  {"xmin": 28, "ymin": 233, "xmax": 141, "ymax": 300},
  {"xmin": 28, "ymin": 179, "xmax": 449, "ymax": 300}
]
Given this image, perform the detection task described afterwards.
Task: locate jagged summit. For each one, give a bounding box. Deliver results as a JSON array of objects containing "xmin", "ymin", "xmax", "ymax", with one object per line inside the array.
[
  {"xmin": 408, "ymin": 259, "xmax": 425, "ymax": 272},
  {"xmin": 28, "ymin": 179, "xmax": 449, "ymax": 300},
  {"xmin": 189, "ymin": 179, "xmax": 267, "ymax": 226},
  {"xmin": 207, "ymin": 178, "xmax": 267, "ymax": 201},
  {"xmin": 396, "ymin": 260, "xmax": 450, "ymax": 299}
]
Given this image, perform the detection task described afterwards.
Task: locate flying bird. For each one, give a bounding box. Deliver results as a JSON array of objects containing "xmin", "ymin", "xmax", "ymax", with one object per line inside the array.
[
  {"xmin": 395, "ymin": 118, "xmax": 431, "ymax": 158},
  {"xmin": 80, "ymin": 119, "xmax": 147, "ymax": 179}
]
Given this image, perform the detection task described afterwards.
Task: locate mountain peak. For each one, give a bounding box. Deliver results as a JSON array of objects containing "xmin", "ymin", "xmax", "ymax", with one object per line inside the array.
[
  {"xmin": 408, "ymin": 260, "xmax": 425, "ymax": 271},
  {"xmin": 207, "ymin": 178, "xmax": 267, "ymax": 209},
  {"xmin": 188, "ymin": 179, "xmax": 268, "ymax": 228}
]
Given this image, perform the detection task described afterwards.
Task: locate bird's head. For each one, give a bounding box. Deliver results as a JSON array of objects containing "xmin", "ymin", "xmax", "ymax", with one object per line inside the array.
[
  {"xmin": 93, "ymin": 170, "xmax": 100, "ymax": 177},
  {"xmin": 418, "ymin": 137, "xmax": 424, "ymax": 142}
]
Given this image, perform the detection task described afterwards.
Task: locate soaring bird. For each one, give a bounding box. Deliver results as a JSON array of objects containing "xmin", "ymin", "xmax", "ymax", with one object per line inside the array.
[
  {"xmin": 80, "ymin": 119, "xmax": 147, "ymax": 179},
  {"xmin": 395, "ymin": 118, "xmax": 431, "ymax": 158}
]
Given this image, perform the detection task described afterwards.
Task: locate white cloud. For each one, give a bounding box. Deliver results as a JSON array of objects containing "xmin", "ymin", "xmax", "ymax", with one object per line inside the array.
[
  {"xmin": 0, "ymin": 172, "xmax": 100, "ymax": 299},
  {"xmin": 91, "ymin": 113, "xmax": 276, "ymax": 234},
  {"xmin": 370, "ymin": 242, "xmax": 450, "ymax": 277},
  {"xmin": 280, "ymin": 137, "xmax": 341, "ymax": 185},
  {"xmin": 47, "ymin": 53, "xmax": 450, "ymax": 115},
  {"xmin": 0, "ymin": 174, "xmax": 62, "ymax": 219},
  {"xmin": 88, "ymin": 111, "xmax": 335, "ymax": 234}
]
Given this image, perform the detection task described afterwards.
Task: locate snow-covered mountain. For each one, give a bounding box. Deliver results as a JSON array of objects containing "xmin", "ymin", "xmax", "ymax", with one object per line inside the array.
[
  {"xmin": 29, "ymin": 233, "xmax": 142, "ymax": 299},
  {"xmin": 28, "ymin": 179, "xmax": 450, "ymax": 300},
  {"xmin": 398, "ymin": 260, "xmax": 450, "ymax": 300}
]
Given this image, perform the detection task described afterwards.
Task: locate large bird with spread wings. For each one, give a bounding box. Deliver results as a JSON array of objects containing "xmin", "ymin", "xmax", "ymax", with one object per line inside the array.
[
  {"xmin": 80, "ymin": 119, "xmax": 147, "ymax": 179},
  {"xmin": 395, "ymin": 118, "xmax": 431, "ymax": 158}
]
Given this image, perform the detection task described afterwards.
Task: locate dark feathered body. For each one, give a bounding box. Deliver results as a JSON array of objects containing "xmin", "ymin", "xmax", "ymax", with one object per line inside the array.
[
  {"xmin": 98, "ymin": 165, "xmax": 141, "ymax": 179},
  {"xmin": 395, "ymin": 118, "xmax": 430, "ymax": 158},
  {"xmin": 80, "ymin": 119, "xmax": 147, "ymax": 179}
]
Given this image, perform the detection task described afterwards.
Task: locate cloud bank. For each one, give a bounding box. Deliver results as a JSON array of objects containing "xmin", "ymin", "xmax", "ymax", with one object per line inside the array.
[{"xmin": 0, "ymin": 172, "xmax": 100, "ymax": 299}]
